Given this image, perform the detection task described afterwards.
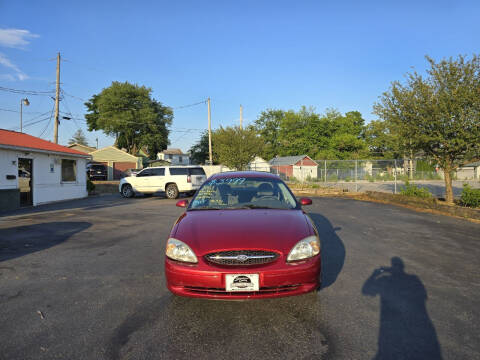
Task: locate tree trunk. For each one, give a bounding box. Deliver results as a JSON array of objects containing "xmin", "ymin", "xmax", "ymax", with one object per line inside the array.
[{"xmin": 443, "ymin": 167, "xmax": 454, "ymax": 204}]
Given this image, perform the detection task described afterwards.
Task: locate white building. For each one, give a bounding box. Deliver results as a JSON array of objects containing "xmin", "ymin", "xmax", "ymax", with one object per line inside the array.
[
  {"xmin": 0, "ymin": 129, "xmax": 91, "ymax": 211},
  {"xmin": 157, "ymin": 148, "xmax": 190, "ymax": 165},
  {"xmin": 248, "ymin": 156, "xmax": 271, "ymax": 172}
]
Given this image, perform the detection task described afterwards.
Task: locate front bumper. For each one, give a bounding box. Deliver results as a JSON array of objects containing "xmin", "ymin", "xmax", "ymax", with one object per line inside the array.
[{"xmin": 165, "ymin": 255, "xmax": 321, "ymax": 299}]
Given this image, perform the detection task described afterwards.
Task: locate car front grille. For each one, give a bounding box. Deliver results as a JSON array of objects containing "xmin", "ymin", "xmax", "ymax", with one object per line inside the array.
[{"xmin": 205, "ymin": 250, "xmax": 279, "ymax": 266}]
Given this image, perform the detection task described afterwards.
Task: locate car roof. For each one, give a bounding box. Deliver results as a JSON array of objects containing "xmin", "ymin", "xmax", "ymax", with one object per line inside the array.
[
  {"xmin": 209, "ymin": 171, "xmax": 279, "ymax": 180},
  {"xmin": 145, "ymin": 165, "xmax": 204, "ymax": 169}
]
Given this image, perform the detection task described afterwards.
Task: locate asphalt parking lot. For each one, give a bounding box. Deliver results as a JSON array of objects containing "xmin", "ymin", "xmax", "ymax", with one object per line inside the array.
[{"xmin": 1, "ymin": 194, "xmax": 479, "ymax": 359}]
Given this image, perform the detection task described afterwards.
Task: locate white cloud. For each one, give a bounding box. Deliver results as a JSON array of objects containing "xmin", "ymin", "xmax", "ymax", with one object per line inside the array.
[
  {"xmin": 0, "ymin": 52, "xmax": 28, "ymax": 80},
  {"xmin": 0, "ymin": 28, "xmax": 38, "ymax": 81},
  {"xmin": 0, "ymin": 28, "xmax": 39, "ymax": 49}
]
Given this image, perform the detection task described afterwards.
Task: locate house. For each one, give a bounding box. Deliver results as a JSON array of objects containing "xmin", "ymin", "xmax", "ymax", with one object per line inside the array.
[
  {"xmin": 0, "ymin": 129, "xmax": 91, "ymax": 211},
  {"xmin": 89, "ymin": 146, "xmax": 143, "ymax": 180},
  {"xmin": 247, "ymin": 156, "xmax": 271, "ymax": 172},
  {"xmin": 146, "ymin": 159, "xmax": 170, "ymax": 167},
  {"xmin": 157, "ymin": 148, "xmax": 190, "ymax": 165},
  {"xmin": 456, "ymin": 161, "xmax": 480, "ymax": 180},
  {"xmin": 269, "ymin": 155, "xmax": 318, "ymax": 181},
  {"xmin": 68, "ymin": 143, "xmax": 97, "ymax": 154}
]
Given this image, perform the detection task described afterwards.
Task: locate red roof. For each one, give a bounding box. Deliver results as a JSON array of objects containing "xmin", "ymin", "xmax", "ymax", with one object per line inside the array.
[{"xmin": 0, "ymin": 129, "xmax": 90, "ymax": 156}]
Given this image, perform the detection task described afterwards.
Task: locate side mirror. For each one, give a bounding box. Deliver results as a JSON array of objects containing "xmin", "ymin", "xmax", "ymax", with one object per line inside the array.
[
  {"xmin": 176, "ymin": 199, "xmax": 189, "ymax": 208},
  {"xmin": 300, "ymin": 197, "xmax": 312, "ymax": 206}
]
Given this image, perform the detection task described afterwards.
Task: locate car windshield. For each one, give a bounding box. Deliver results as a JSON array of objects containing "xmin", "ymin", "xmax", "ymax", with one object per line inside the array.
[{"xmin": 189, "ymin": 176, "xmax": 298, "ymax": 210}]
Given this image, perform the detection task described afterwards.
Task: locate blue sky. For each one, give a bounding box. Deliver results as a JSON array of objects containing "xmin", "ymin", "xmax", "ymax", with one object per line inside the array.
[{"xmin": 1, "ymin": 0, "xmax": 479, "ymax": 152}]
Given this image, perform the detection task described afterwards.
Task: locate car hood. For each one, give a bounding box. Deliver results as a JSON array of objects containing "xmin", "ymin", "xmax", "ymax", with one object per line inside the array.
[{"xmin": 173, "ymin": 209, "xmax": 312, "ymax": 255}]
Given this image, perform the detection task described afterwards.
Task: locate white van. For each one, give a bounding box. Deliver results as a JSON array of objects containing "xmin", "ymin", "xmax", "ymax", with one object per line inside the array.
[{"xmin": 119, "ymin": 166, "xmax": 207, "ymax": 199}]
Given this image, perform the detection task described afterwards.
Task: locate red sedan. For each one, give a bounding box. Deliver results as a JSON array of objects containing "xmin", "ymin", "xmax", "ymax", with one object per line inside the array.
[{"xmin": 165, "ymin": 171, "xmax": 321, "ymax": 299}]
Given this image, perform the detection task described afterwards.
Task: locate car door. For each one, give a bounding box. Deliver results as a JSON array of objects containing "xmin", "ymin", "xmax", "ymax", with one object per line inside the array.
[
  {"xmin": 148, "ymin": 168, "xmax": 165, "ymax": 192},
  {"xmin": 133, "ymin": 168, "xmax": 153, "ymax": 192}
]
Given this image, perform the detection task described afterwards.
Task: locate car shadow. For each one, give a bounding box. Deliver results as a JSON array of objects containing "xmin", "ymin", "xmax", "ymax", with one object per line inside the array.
[
  {"xmin": 0, "ymin": 221, "xmax": 91, "ymax": 263},
  {"xmin": 308, "ymin": 212, "xmax": 345, "ymax": 289},
  {"xmin": 362, "ymin": 257, "xmax": 442, "ymax": 359}
]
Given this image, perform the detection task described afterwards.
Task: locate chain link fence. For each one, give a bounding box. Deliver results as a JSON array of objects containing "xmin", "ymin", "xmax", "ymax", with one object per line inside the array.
[{"xmin": 246, "ymin": 159, "xmax": 480, "ymax": 198}]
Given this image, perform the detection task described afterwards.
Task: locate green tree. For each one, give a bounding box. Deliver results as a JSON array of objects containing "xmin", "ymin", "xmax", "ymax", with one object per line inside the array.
[
  {"xmin": 364, "ymin": 120, "xmax": 403, "ymax": 158},
  {"xmin": 254, "ymin": 106, "xmax": 369, "ymax": 160},
  {"xmin": 212, "ymin": 126, "xmax": 264, "ymax": 170},
  {"xmin": 254, "ymin": 109, "xmax": 284, "ymax": 160},
  {"xmin": 68, "ymin": 129, "xmax": 89, "ymax": 146},
  {"xmin": 189, "ymin": 131, "xmax": 212, "ymax": 165},
  {"xmin": 85, "ymin": 81, "xmax": 172, "ymax": 158},
  {"xmin": 374, "ymin": 55, "xmax": 480, "ymax": 203}
]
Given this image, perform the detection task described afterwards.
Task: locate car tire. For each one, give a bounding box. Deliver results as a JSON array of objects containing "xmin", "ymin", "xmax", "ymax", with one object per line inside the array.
[
  {"xmin": 166, "ymin": 184, "xmax": 179, "ymax": 199},
  {"xmin": 121, "ymin": 184, "xmax": 134, "ymax": 198}
]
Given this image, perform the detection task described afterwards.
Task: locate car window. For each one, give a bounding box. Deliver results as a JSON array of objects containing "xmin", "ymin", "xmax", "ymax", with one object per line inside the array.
[
  {"xmin": 169, "ymin": 168, "xmax": 188, "ymax": 175},
  {"xmin": 189, "ymin": 168, "xmax": 206, "ymax": 175},
  {"xmin": 190, "ymin": 176, "xmax": 298, "ymax": 210},
  {"xmin": 151, "ymin": 168, "xmax": 165, "ymax": 176},
  {"xmin": 137, "ymin": 169, "xmax": 152, "ymax": 177}
]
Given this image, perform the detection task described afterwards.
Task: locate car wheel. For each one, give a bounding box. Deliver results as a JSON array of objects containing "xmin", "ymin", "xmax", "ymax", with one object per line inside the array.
[
  {"xmin": 121, "ymin": 184, "xmax": 134, "ymax": 198},
  {"xmin": 166, "ymin": 184, "xmax": 179, "ymax": 199}
]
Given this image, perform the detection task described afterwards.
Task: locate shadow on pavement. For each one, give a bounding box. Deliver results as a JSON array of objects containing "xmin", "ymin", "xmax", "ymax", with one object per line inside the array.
[
  {"xmin": 0, "ymin": 194, "xmax": 131, "ymax": 218},
  {"xmin": 0, "ymin": 221, "xmax": 91, "ymax": 262},
  {"xmin": 362, "ymin": 257, "xmax": 442, "ymax": 359},
  {"xmin": 308, "ymin": 212, "xmax": 345, "ymax": 289},
  {"xmin": 106, "ymin": 293, "xmax": 330, "ymax": 360}
]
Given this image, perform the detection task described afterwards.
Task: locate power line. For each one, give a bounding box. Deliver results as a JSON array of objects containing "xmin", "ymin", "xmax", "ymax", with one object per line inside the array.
[
  {"xmin": 0, "ymin": 107, "xmax": 46, "ymax": 114},
  {"xmin": 8, "ymin": 116, "xmax": 51, "ymax": 131},
  {"xmin": 0, "ymin": 86, "xmax": 55, "ymax": 96},
  {"xmin": 38, "ymin": 103, "xmax": 56, "ymax": 138},
  {"xmin": 173, "ymin": 100, "xmax": 207, "ymax": 110},
  {"xmin": 60, "ymin": 90, "xmax": 82, "ymax": 131},
  {"xmin": 61, "ymin": 90, "xmax": 87, "ymax": 102}
]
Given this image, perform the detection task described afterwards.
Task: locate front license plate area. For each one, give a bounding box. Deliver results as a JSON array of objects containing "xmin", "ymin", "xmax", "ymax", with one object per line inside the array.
[{"xmin": 225, "ymin": 274, "xmax": 259, "ymax": 292}]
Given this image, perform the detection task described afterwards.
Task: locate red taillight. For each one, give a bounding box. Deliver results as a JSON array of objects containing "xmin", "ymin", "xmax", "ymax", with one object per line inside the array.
[{"xmin": 187, "ymin": 175, "xmax": 191, "ymax": 183}]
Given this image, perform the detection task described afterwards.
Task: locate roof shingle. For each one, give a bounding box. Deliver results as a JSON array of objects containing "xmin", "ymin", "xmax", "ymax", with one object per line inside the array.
[{"xmin": 0, "ymin": 129, "xmax": 90, "ymax": 156}]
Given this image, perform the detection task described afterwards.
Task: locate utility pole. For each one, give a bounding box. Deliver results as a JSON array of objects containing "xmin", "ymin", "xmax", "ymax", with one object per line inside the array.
[
  {"xmin": 239, "ymin": 104, "xmax": 243, "ymax": 129},
  {"xmin": 96, "ymin": 138, "xmax": 98, "ymax": 149},
  {"xmin": 207, "ymin": 97, "xmax": 212, "ymax": 165},
  {"xmin": 53, "ymin": 52, "xmax": 61, "ymax": 144}
]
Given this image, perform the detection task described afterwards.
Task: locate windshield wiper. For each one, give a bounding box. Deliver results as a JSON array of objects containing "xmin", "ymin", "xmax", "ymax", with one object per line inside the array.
[
  {"xmin": 236, "ymin": 204, "xmax": 277, "ymax": 209},
  {"xmin": 188, "ymin": 207, "xmax": 223, "ymax": 211}
]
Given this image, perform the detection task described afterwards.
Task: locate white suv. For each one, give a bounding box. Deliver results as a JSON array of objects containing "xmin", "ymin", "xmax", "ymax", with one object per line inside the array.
[{"xmin": 119, "ymin": 166, "xmax": 207, "ymax": 199}]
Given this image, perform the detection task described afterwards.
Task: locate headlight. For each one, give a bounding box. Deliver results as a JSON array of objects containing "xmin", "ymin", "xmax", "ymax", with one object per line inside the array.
[
  {"xmin": 287, "ymin": 236, "xmax": 320, "ymax": 262},
  {"xmin": 166, "ymin": 238, "xmax": 198, "ymax": 263}
]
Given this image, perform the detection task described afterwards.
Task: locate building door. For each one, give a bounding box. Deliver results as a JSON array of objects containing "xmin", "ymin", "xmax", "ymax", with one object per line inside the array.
[{"xmin": 18, "ymin": 158, "xmax": 33, "ymax": 206}]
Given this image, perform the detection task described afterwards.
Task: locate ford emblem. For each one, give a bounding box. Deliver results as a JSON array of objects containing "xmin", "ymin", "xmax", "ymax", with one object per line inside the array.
[{"xmin": 236, "ymin": 255, "xmax": 249, "ymax": 262}]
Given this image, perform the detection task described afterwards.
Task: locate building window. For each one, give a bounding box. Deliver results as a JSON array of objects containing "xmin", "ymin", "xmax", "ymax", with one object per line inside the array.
[
  {"xmin": 61, "ymin": 159, "xmax": 76, "ymax": 182},
  {"xmin": 179, "ymin": 156, "xmax": 182, "ymax": 163},
  {"xmin": 168, "ymin": 154, "xmax": 173, "ymax": 159}
]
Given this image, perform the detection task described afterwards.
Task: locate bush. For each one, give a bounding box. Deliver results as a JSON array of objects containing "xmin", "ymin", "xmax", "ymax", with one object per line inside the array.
[
  {"xmin": 327, "ymin": 174, "xmax": 338, "ymax": 182},
  {"xmin": 400, "ymin": 181, "xmax": 432, "ymax": 199},
  {"xmin": 460, "ymin": 184, "xmax": 480, "ymax": 208},
  {"xmin": 87, "ymin": 179, "xmax": 96, "ymax": 193}
]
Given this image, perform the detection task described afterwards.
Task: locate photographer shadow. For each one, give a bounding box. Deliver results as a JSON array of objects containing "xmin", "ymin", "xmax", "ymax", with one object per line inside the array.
[
  {"xmin": 308, "ymin": 213, "xmax": 345, "ymax": 289},
  {"xmin": 362, "ymin": 257, "xmax": 442, "ymax": 359}
]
